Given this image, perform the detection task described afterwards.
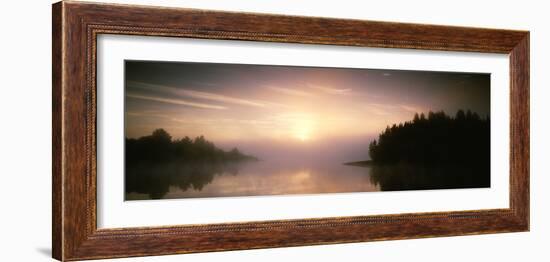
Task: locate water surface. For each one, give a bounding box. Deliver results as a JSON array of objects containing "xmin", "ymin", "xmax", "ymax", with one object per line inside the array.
[{"xmin": 125, "ymin": 159, "xmax": 489, "ymax": 200}]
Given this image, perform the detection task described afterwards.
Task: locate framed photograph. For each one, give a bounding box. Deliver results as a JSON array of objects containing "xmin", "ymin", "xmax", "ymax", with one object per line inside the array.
[{"xmin": 52, "ymin": 1, "xmax": 529, "ymax": 261}]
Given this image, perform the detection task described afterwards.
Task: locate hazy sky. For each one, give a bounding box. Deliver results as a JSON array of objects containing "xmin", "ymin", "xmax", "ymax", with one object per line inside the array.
[{"xmin": 125, "ymin": 60, "xmax": 489, "ymax": 161}]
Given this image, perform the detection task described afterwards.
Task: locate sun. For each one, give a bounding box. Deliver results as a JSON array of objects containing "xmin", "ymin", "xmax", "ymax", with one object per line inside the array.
[
  {"xmin": 297, "ymin": 131, "xmax": 310, "ymax": 142},
  {"xmin": 287, "ymin": 112, "xmax": 315, "ymax": 142},
  {"xmin": 294, "ymin": 126, "xmax": 312, "ymax": 142}
]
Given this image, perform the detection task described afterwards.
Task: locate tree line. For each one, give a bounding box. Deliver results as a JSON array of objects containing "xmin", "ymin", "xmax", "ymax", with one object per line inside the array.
[
  {"xmin": 368, "ymin": 110, "xmax": 490, "ymax": 165},
  {"xmin": 125, "ymin": 128, "xmax": 257, "ymax": 165}
]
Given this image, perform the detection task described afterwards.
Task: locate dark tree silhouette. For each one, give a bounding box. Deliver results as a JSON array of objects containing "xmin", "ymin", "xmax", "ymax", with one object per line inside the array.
[
  {"xmin": 368, "ymin": 110, "xmax": 490, "ymax": 165},
  {"xmin": 360, "ymin": 110, "xmax": 491, "ymax": 190},
  {"xmin": 125, "ymin": 129, "xmax": 257, "ymax": 199},
  {"xmin": 126, "ymin": 129, "xmax": 257, "ymax": 165}
]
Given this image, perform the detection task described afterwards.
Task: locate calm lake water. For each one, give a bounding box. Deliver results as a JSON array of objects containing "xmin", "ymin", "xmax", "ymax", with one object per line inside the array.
[
  {"xmin": 125, "ymin": 159, "xmax": 489, "ymax": 200},
  {"xmin": 126, "ymin": 160, "xmax": 378, "ymax": 200}
]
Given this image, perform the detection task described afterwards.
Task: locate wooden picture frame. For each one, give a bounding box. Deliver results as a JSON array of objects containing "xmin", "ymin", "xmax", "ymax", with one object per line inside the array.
[{"xmin": 52, "ymin": 1, "xmax": 529, "ymax": 261}]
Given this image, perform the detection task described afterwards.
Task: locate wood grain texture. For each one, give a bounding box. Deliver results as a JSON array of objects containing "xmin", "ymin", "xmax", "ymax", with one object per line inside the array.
[
  {"xmin": 52, "ymin": 2, "xmax": 63, "ymax": 260},
  {"xmin": 509, "ymin": 35, "xmax": 530, "ymax": 226},
  {"xmin": 52, "ymin": 1, "xmax": 530, "ymax": 261}
]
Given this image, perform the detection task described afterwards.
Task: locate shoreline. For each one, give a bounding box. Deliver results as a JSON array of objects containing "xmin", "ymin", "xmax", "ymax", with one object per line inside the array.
[{"xmin": 343, "ymin": 160, "xmax": 373, "ymax": 167}]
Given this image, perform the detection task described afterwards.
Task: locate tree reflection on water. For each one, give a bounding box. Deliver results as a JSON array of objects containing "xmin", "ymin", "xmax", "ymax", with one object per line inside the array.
[
  {"xmin": 125, "ymin": 128, "xmax": 256, "ymax": 200},
  {"xmin": 368, "ymin": 163, "xmax": 490, "ymax": 191},
  {"xmin": 126, "ymin": 161, "xmax": 242, "ymax": 200}
]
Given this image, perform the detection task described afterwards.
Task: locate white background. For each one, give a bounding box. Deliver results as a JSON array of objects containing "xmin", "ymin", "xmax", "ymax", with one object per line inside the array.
[{"xmin": 0, "ymin": 0, "xmax": 547, "ymax": 261}]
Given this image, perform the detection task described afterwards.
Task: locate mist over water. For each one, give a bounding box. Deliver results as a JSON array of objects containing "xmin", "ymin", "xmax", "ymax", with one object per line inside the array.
[
  {"xmin": 216, "ymin": 135, "xmax": 375, "ymax": 164},
  {"xmin": 125, "ymin": 114, "xmax": 491, "ymax": 200},
  {"xmin": 126, "ymin": 136, "xmax": 382, "ymax": 200},
  {"xmin": 169, "ymin": 160, "xmax": 379, "ymax": 199},
  {"xmin": 126, "ymin": 158, "xmax": 380, "ymax": 200},
  {"xmin": 125, "ymin": 156, "xmax": 489, "ymax": 200}
]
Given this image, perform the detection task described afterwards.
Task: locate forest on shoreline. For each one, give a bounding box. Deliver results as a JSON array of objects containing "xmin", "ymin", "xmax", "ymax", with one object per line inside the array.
[
  {"xmin": 367, "ymin": 110, "xmax": 490, "ymax": 165},
  {"xmin": 343, "ymin": 110, "xmax": 491, "ymax": 190},
  {"xmin": 125, "ymin": 129, "xmax": 257, "ymax": 165}
]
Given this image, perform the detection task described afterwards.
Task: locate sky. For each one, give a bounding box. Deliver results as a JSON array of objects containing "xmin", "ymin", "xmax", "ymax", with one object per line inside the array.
[{"xmin": 125, "ymin": 60, "xmax": 490, "ymax": 161}]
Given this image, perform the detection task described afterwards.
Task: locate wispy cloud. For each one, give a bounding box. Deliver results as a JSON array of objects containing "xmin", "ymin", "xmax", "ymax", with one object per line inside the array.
[
  {"xmin": 307, "ymin": 84, "xmax": 352, "ymax": 95},
  {"xmin": 366, "ymin": 103, "xmax": 424, "ymax": 116},
  {"xmin": 127, "ymin": 111, "xmax": 205, "ymax": 124},
  {"xmin": 127, "ymin": 81, "xmax": 269, "ymax": 108},
  {"xmin": 127, "ymin": 111, "xmax": 276, "ymax": 129},
  {"xmin": 268, "ymin": 86, "xmax": 314, "ymax": 97},
  {"xmin": 126, "ymin": 94, "xmax": 227, "ymax": 110},
  {"xmin": 177, "ymin": 89, "xmax": 266, "ymax": 107},
  {"xmin": 399, "ymin": 105, "xmax": 423, "ymax": 113},
  {"xmin": 366, "ymin": 104, "xmax": 392, "ymax": 116}
]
